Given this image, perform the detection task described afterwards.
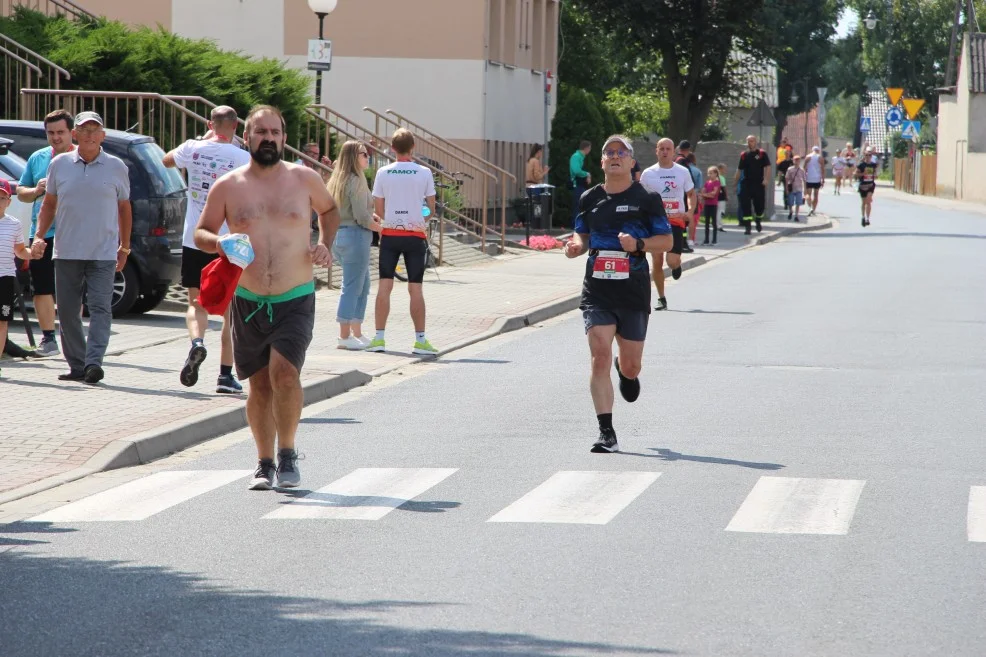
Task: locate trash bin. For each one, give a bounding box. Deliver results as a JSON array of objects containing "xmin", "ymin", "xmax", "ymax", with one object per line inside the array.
[{"xmin": 525, "ymin": 184, "xmax": 555, "ymax": 230}]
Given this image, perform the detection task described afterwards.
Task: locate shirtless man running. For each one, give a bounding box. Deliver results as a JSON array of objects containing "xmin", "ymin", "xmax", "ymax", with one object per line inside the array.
[{"xmin": 195, "ymin": 105, "xmax": 340, "ymax": 490}]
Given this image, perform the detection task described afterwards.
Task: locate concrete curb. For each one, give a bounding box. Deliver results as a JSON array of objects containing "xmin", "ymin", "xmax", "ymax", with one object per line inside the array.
[{"xmin": 0, "ymin": 218, "xmax": 831, "ymax": 506}]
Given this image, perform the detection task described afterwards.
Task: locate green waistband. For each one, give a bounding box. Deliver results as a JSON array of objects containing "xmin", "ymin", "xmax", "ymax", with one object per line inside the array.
[{"xmin": 235, "ymin": 281, "xmax": 314, "ymax": 323}]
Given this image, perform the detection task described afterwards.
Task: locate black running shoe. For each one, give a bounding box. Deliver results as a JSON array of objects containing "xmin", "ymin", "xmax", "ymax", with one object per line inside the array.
[
  {"xmin": 755, "ymin": 219, "xmax": 762, "ymax": 232},
  {"xmin": 682, "ymin": 244, "xmax": 694, "ymax": 254},
  {"xmin": 591, "ymin": 429, "xmax": 620, "ymax": 453},
  {"xmin": 249, "ymin": 458, "xmax": 276, "ymax": 490},
  {"xmin": 614, "ymin": 357, "xmax": 640, "ymax": 403},
  {"xmin": 671, "ymin": 267, "xmax": 682, "ymax": 280},
  {"xmin": 58, "ymin": 370, "xmax": 85, "ymax": 381},
  {"xmin": 180, "ymin": 344, "xmax": 208, "ymax": 387},
  {"xmin": 655, "ymin": 297, "xmax": 667, "ymax": 311}
]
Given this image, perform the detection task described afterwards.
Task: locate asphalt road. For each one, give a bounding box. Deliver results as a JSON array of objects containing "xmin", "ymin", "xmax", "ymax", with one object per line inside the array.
[{"xmin": 2, "ymin": 188, "xmax": 985, "ymax": 656}]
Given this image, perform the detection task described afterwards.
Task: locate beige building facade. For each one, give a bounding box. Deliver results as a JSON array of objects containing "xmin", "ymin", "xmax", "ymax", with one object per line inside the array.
[
  {"xmin": 79, "ymin": 0, "xmax": 559, "ymax": 189},
  {"xmin": 937, "ymin": 32, "xmax": 986, "ymax": 203}
]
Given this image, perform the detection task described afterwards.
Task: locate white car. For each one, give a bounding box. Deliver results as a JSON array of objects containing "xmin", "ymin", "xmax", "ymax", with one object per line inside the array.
[{"xmin": 0, "ymin": 138, "xmax": 34, "ymax": 242}]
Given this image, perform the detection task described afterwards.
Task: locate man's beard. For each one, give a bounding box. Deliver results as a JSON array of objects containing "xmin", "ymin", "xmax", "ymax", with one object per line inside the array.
[{"xmin": 251, "ymin": 141, "xmax": 282, "ymax": 167}]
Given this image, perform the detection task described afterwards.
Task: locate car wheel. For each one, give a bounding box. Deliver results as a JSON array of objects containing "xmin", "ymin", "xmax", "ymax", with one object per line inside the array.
[
  {"xmin": 83, "ymin": 262, "xmax": 139, "ymax": 318},
  {"xmin": 129, "ymin": 286, "xmax": 168, "ymax": 314}
]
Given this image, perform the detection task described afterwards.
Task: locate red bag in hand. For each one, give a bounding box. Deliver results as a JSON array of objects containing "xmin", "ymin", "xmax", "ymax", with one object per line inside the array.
[{"xmin": 196, "ymin": 255, "xmax": 242, "ymax": 316}]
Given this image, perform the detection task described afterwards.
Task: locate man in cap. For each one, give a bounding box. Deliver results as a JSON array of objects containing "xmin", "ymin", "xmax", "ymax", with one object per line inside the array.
[
  {"xmin": 31, "ymin": 111, "xmax": 132, "ymax": 384},
  {"xmin": 565, "ymin": 134, "xmax": 672, "ymax": 453}
]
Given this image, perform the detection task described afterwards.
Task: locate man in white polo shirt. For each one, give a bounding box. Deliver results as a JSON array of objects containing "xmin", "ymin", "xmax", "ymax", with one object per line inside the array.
[
  {"xmin": 164, "ymin": 105, "xmax": 251, "ymax": 394},
  {"xmin": 31, "ymin": 111, "xmax": 132, "ymax": 384},
  {"xmin": 365, "ymin": 128, "xmax": 437, "ymax": 355}
]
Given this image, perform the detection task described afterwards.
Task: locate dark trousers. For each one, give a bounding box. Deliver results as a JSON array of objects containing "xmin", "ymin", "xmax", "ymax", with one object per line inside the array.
[
  {"xmin": 739, "ymin": 185, "xmax": 766, "ymax": 232},
  {"xmin": 571, "ymin": 182, "xmax": 587, "ymax": 223},
  {"xmin": 703, "ymin": 206, "xmax": 718, "ymax": 243}
]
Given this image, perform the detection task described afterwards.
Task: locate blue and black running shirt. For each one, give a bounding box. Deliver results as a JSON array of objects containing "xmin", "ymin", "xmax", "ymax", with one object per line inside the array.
[{"xmin": 574, "ymin": 182, "xmax": 671, "ymax": 312}]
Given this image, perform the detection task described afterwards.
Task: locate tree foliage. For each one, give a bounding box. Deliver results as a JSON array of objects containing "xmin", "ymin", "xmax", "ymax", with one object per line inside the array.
[
  {"xmin": 0, "ymin": 7, "xmax": 311, "ymax": 145},
  {"xmin": 602, "ymin": 89, "xmax": 669, "ymax": 140}
]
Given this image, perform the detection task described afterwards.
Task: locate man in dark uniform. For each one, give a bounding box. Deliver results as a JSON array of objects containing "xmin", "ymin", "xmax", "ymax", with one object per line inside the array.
[
  {"xmin": 564, "ymin": 134, "xmax": 673, "ymax": 453},
  {"xmin": 734, "ymin": 135, "xmax": 772, "ymax": 235}
]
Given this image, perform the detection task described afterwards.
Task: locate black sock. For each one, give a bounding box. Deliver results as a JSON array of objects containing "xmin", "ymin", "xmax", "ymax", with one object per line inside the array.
[
  {"xmin": 220, "ymin": 364, "xmax": 232, "ymax": 377},
  {"xmin": 42, "ymin": 330, "xmax": 55, "ymax": 341},
  {"xmin": 597, "ymin": 413, "xmax": 614, "ymax": 433},
  {"xmin": 192, "ymin": 337, "xmax": 204, "ymax": 348}
]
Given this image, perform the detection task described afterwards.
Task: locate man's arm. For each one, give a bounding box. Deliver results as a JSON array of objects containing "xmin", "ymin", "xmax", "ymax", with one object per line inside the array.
[
  {"xmin": 425, "ymin": 194, "xmax": 436, "ymax": 217},
  {"xmin": 763, "ymin": 166, "xmax": 772, "ymax": 187},
  {"xmin": 194, "ymin": 178, "xmax": 230, "ymax": 254},
  {"xmin": 374, "ymin": 197, "xmax": 385, "ymax": 222},
  {"xmin": 116, "ymin": 200, "xmax": 133, "ymax": 272},
  {"xmin": 32, "ymin": 194, "xmax": 57, "ymax": 252},
  {"xmin": 162, "ymin": 151, "xmax": 178, "ymax": 168},
  {"xmin": 16, "ymin": 155, "xmax": 43, "ymax": 202},
  {"xmin": 564, "ymin": 232, "xmax": 590, "ymax": 258},
  {"xmin": 162, "ymin": 141, "xmax": 189, "ymax": 169},
  {"xmin": 686, "ymin": 189, "xmax": 697, "ymax": 214}
]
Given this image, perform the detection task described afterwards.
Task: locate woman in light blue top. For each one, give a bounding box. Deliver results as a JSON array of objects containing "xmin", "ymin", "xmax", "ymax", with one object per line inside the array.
[{"xmin": 326, "ymin": 140, "xmax": 381, "ymax": 350}]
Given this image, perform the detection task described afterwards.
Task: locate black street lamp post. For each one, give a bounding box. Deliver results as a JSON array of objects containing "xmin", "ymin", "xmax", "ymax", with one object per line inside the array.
[{"xmin": 308, "ymin": 0, "xmax": 338, "ymax": 105}]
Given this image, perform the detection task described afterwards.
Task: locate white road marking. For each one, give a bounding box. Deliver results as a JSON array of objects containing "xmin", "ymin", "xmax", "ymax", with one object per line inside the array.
[
  {"xmin": 726, "ymin": 476, "xmax": 866, "ymax": 535},
  {"xmin": 264, "ymin": 468, "xmax": 458, "ymax": 520},
  {"xmin": 488, "ymin": 471, "xmax": 660, "ymax": 525},
  {"xmin": 967, "ymin": 487, "xmax": 986, "ymax": 542},
  {"xmin": 29, "ymin": 470, "xmax": 253, "ymax": 522}
]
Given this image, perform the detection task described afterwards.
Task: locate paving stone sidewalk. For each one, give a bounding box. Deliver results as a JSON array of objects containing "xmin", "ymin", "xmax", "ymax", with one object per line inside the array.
[{"xmin": 0, "ymin": 216, "xmax": 829, "ymax": 501}]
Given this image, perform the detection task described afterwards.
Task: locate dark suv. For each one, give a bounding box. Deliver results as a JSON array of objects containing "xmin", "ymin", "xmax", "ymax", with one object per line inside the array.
[{"xmin": 0, "ymin": 120, "xmax": 185, "ymax": 316}]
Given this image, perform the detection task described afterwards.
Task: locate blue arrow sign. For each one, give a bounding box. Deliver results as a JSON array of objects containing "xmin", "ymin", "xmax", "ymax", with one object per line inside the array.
[
  {"xmin": 885, "ymin": 106, "xmax": 904, "ymax": 128},
  {"xmin": 901, "ymin": 120, "xmax": 922, "ymax": 141},
  {"xmin": 860, "ymin": 116, "xmax": 872, "ymax": 132}
]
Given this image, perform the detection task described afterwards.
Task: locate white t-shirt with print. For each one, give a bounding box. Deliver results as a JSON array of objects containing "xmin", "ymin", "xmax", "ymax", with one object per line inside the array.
[
  {"xmin": 639, "ymin": 162, "xmax": 694, "ymax": 220},
  {"xmin": 0, "ymin": 214, "xmax": 25, "ymax": 277},
  {"xmin": 371, "ymin": 161, "xmax": 436, "ymax": 236},
  {"xmin": 171, "ymin": 139, "xmax": 251, "ymax": 249}
]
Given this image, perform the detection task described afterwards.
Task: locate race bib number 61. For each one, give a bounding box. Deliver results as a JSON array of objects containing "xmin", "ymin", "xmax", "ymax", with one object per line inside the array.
[{"xmin": 592, "ymin": 250, "xmax": 630, "ymax": 280}]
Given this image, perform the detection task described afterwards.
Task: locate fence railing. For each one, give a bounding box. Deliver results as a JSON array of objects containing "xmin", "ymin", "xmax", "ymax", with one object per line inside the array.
[
  {"xmin": 0, "ymin": 0, "xmax": 96, "ymax": 20},
  {"xmin": 303, "ymin": 104, "xmax": 503, "ymax": 256},
  {"xmin": 893, "ymin": 153, "xmax": 937, "ymax": 196},
  {"xmin": 0, "ymin": 33, "xmax": 70, "ymax": 120},
  {"xmin": 362, "ymin": 107, "xmax": 498, "ymax": 231}
]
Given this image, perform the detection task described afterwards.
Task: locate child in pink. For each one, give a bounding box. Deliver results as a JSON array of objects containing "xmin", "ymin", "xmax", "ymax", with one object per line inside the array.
[{"xmin": 701, "ymin": 166, "xmax": 721, "ymax": 245}]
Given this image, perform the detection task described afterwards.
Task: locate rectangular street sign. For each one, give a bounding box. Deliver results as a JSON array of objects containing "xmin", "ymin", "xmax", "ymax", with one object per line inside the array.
[
  {"xmin": 307, "ymin": 39, "xmax": 332, "ymax": 71},
  {"xmin": 859, "ymin": 116, "xmax": 872, "ymax": 132},
  {"xmin": 901, "ymin": 120, "xmax": 921, "ymax": 141}
]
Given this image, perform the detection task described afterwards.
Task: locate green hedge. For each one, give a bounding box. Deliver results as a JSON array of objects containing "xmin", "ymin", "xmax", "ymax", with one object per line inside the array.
[{"xmin": 0, "ymin": 7, "xmax": 311, "ymax": 146}]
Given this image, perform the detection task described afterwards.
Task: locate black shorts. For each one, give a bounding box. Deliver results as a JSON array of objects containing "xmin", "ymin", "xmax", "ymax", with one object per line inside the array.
[
  {"xmin": 669, "ymin": 225, "xmax": 686, "ymax": 255},
  {"xmin": 181, "ymin": 246, "xmax": 219, "ymax": 290},
  {"xmin": 231, "ymin": 289, "xmax": 315, "ymax": 380},
  {"xmin": 583, "ymin": 308, "xmax": 648, "ymax": 342},
  {"xmin": 806, "ymin": 182, "xmax": 822, "ymax": 190},
  {"xmin": 28, "ymin": 237, "xmax": 55, "ymax": 296},
  {"xmin": 0, "ymin": 275, "xmax": 14, "ymax": 321},
  {"xmin": 379, "ymin": 234, "xmax": 427, "ymax": 284},
  {"xmin": 859, "ymin": 186, "xmax": 875, "ymax": 198}
]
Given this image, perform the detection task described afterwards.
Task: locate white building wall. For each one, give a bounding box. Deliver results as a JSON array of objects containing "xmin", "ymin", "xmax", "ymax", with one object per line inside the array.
[
  {"xmin": 171, "ymin": 0, "xmax": 285, "ymax": 59},
  {"xmin": 483, "ymin": 63, "xmax": 551, "ymax": 144}
]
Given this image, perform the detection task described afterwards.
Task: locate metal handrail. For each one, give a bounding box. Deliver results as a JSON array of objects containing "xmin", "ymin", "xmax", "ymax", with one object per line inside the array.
[
  {"xmin": 0, "ymin": 33, "xmax": 70, "ymax": 82},
  {"xmin": 0, "ymin": 46, "xmax": 42, "ymax": 75},
  {"xmin": 0, "ymin": 0, "xmax": 96, "ymax": 20}
]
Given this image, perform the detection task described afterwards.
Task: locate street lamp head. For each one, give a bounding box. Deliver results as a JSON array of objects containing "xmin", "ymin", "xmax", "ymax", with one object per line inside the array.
[
  {"xmin": 790, "ymin": 92, "xmax": 798, "ymax": 104},
  {"xmin": 307, "ymin": 0, "xmax": 337, "ymax": 14},
  {"xmin": 863, "ymin": 10, "xmax": 877, "ymax": 30}
]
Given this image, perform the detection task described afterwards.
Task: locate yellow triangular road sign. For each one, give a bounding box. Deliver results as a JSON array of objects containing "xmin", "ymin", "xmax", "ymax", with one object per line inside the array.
[
  {"xmin": 902, "ymin": 98, "xmax": 926, "ymax": 119},
  {"xmin": 886, "ymin": 87, "xmax": 904, "ymax": 106}
]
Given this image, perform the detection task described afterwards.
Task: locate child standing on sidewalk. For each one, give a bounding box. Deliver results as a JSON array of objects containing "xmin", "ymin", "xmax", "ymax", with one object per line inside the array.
[
  {"xmin": 701, "ymin": 166, "xmax": 721, "ymax": 245},
  {"xmin": 784, "ymin": 155, "xmax": 807, "ymax": 221},
  {"xmin": 0, "ymin": 179, "xmax": 35, "ymax": 379},
  {"xmin": 716, "ymin": 163, "xmax": 728, "ymax": 233}
]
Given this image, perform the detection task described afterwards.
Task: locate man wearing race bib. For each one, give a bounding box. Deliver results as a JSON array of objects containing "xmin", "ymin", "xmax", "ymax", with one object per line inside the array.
[
  {"xmin": 163, "ymin": 105, "xmax": 251, "ymax": 394},
  {"xmin": 366, "ymin": 128, "xmax": 438, "ymax": 355},
  {"xmin": 639, "ymin": 138, "xmax": 695, "ymax": 311},
  {"xmin": 565, "ymin": 135, "xmax": 672, "ymax": 453},
  {"xmin": 856, "ymin": 146, "xmax": 878, "ymax": 227}
]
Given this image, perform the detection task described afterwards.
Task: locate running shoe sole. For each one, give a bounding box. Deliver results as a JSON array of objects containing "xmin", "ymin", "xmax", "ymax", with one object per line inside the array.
[
  {"xmin": 671, "ymin": 267, "xmax": 682, "ymax": 280},
  {"xmin": 412, "ymin": 348, "xmax": 438, "ymax": 356},
  {"xmin": 590, "ymin": 440, "xmax": 620, "ymax": 453},
  {"xmin": 180, "ymin": 345, "xmax": 208, "ymax": 387},
  {"xmin": 276, "ymin": 475, "xmax": 301, "ymax": 488},
  {"xmin": 248, "ymin": 478, "xmax": 273, "ymax": 491},
  {"xmin": 216, "ymin": 384, "xmax": 242, "ymax": 394},
  {"xmin": 614, "ymin": 357, "xmax": 641, "ymax": 403}
]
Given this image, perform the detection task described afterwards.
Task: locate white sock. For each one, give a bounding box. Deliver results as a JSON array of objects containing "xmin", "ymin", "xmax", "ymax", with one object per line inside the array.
[
  {"xmin": 415, "ymin": 331, "xmax": 426, "ymax": 343},
  {"xmin": 375, "ymin": 329, "xmax": 385, "ymax": 341}
]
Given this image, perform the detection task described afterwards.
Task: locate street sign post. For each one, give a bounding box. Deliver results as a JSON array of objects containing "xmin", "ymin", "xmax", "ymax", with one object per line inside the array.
[
  {"xmin": 901, "ymin": 120, "xmax": 922, "ymax": 142},
  {"xmin": 860, "ymin": 116, "xmax": 872, "ymax": 133},
  {"xmin": 746, "ymin": 99, "xmax": 777, "ymax": 127},
  {"xmin": 885, "ymin": 106, "xmax": 904, "ymax": 128},
  {"xmin": 307, "ymin": 39, "xmax": 332, "ymax": 71}
]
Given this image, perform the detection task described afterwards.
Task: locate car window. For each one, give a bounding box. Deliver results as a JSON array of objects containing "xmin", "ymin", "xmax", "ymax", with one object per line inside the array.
[
  {"xmin": 0, "ymin": 151, "xmax": 27, "ymax": 181},
  {"xmin": 129, "ymin": 141, "xmax": 186, "ymax": 196},
  {"xmin": 0, "ymin": 132, "xmax": 48, "ymax": 160}
]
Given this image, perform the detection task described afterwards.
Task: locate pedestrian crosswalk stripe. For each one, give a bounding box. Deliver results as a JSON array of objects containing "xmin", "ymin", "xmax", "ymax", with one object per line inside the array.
[
  {"xmin": 967, "ymin": 487, "xmax": 986, "ymax": 542},
  {"xmin": 263, "ymin": 468, "xmax": 458, "ymax": 520},
  {"xmin": 488, "ymin": 471, "xmax": 660, "ymax": 525},
  {"xmin": 29, "ymin": 470, "xmax": 254, "ymax": 522},
  {"xmin": 725, "ymin": 476, "xmax": 865, "ymax": 535}
]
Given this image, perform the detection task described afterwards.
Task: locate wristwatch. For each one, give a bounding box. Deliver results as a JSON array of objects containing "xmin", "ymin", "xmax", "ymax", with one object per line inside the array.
[
  {"xmin": 118, "ymin": 246, "xmax": 131, "ymax": 255},
  {"xmin": 635, "ymin": 237, "xmax": 645, "ymax": 253}
]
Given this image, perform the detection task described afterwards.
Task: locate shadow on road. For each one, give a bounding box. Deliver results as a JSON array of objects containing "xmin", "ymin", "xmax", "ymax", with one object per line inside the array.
[
  {"xmin": 299, "ymin": 417, "xmax": 361, "ymax": 425},
  {"xmin": 802, "ymin": 231, "xmax": 986, "ymax": 240},
  {"xmin": 0, "ymin": 552, "xmax": 678, "ymax": 656},
  {"xmin": 618, "ymin": 448, "xmax": 784, "ymax": 470},
  {"xmin": 664, "ymin": 309, "xmax": 754, "ymax": 316}
]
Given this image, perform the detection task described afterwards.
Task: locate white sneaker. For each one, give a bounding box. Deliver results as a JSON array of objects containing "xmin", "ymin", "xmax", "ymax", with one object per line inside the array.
[
  {"xmin": 337, "ymin": 336, "xmax": 366, "ymax": 351},
  {"xmin": 353, "ymin": 335, "xmax": 372, "ymax": 347}
]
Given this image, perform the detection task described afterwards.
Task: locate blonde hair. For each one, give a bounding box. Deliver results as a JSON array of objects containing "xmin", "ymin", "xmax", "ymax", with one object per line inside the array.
[
  {"xmin": 326, "ymin": 140, "xmax": 369, "ymax": 206},
  {"xmin": 707, "ymin": 165, "xmax": 719, "ymax": 178}
]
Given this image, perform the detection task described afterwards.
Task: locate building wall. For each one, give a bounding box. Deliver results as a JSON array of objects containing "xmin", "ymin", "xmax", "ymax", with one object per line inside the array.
[
  {"xmin": 936, "ymin": 94, "xmax": 961, "ymax": 198},
  {"xmin": 79, "ymin": 0, "xmax": 171, "ymax": 28}
]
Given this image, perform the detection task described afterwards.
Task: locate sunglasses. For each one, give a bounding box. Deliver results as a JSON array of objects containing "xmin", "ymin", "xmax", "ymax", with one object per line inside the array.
[{"xmin": 603, "ymin": 148, "xmax": 631, "ymax": 158}]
